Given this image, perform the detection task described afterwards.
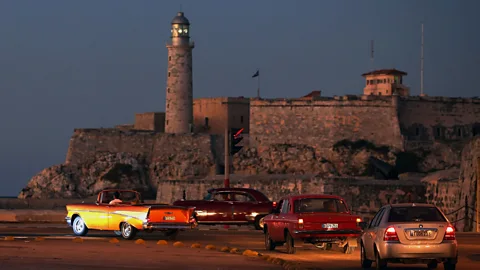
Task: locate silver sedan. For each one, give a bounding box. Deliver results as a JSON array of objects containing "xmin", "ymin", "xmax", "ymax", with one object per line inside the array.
[{"xmin": 359, "ymin": 203, "xmax": 458, "ymax": 270}]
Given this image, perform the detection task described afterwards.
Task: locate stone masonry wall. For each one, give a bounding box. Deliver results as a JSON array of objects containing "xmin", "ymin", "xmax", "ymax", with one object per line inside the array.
[
  {"xmin": 422, "ymin": 168, "xmax": 463, "ymax": 226},
  {"xmin": 458, "ymin": 137, "xmax": 480, "ymax": 232},
  {"xmin": 65, "ymin": 128, "xmax": 222, "ymax": 168},
  {"xmin": 156, "ymin": 175, "xmax": 425, "ymax": 223},
  {"xmin": 249, "ymin": 95, "xmax": 404, "ymax": 151},
  {"xmin": 397, "ymin": 96, "xmax": 480, "ymax": 142}
]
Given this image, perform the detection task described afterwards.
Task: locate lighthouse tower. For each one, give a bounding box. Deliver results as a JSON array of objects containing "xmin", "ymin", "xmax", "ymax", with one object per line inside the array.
[{"xmin": 165, "ymin": 12, "xmax": 194, "ymax": 134}]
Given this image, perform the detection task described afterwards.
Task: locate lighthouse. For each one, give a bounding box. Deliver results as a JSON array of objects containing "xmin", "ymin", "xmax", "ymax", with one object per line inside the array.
[{"xmin": 165, "ymin": 12, "xmax": 194, "ymax": 134}]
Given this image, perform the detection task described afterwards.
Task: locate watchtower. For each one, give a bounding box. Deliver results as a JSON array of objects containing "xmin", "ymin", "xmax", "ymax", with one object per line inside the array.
[
  {"xmin": 362, "ymin": 69, "xmax": 410, "ymax": 96},
  {"xmin": 165, "ymin": 12, "xmax": 195, "ymax": 134}
]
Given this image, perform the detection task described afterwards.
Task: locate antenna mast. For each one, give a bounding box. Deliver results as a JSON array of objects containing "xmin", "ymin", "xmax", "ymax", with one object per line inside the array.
[
  {"xmin": 370, "ymin": 40, "xmax": 374, "ymax": 71},
  {"xmin": 420, "ymin": 23, "xmax": 424, "ymax": 96}
]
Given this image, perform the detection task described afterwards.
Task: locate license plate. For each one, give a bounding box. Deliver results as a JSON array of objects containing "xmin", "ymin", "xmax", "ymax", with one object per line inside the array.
[
  {"xmin": 322, "ymin": 223, "xmax": 338, "ymax": 229},
  {"xmin": 410, "ymin": 230, "xmax": 430, "ymax": 237},
  {"xmin": 163, "ymin": 216, "xmax": 176, "ymax": 221}
]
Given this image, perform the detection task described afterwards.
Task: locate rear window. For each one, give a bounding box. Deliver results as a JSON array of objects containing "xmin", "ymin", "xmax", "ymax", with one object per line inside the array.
[
  {"xmin": 388, "ymin": 206, "xmax": 447, "ymax": 222},
  {"xmin": 293, "ymin": 198, "xmax": 348, "ymax": 213}
]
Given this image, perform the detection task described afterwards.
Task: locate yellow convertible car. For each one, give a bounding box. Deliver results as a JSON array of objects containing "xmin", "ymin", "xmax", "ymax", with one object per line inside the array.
[{"xmin": 65, "ymin": 189, "xmax": 197, "ymax": 240}]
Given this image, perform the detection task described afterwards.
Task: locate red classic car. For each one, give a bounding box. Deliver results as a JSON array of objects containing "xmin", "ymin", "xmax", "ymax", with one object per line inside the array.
[
  {"xmin": 263, "ymin": 194, "xmax": 363, "ymax": 254},
  {"xmin": 172, "ymin": 188, "xmax": 275, "ymax": 230}
]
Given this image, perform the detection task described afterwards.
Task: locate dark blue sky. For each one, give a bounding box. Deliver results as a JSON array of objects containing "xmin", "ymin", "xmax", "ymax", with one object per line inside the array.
[{"xmin": 0, "ymin": 0, "xmax": 478, "ymax": 196}]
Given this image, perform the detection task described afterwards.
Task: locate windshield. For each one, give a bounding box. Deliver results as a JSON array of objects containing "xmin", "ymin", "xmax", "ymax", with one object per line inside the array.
[
  {"xmin": 388, "ymin": 206, "xmax": 447, "ymax": 222},
  {"xmin": 101, "ymin": 191, "xmax": 140, "ymax": 204},
  {"xmin": 293, "ymin": 198, "xmax": 349, "ymax": 213}
]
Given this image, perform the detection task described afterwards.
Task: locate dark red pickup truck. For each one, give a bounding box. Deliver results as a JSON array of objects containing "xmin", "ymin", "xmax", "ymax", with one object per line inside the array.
[
  {"xmin": 172, "ymin": 188, "xmax": 275, "ymax": 230},
  {"xmin": 263, "ymin": 194, "xmax": 363, "ymax": 254}
]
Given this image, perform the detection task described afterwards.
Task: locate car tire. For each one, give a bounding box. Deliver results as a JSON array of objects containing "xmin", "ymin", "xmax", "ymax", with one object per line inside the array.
[
  {"xmin": 72, "ymin": 216, "xmax": 88, "ymax": 236},
  {"xmin": 427, "ymin": 261, "xmax": 438, "ymax": 269},
  {"xmin": 444, "ymin": 261, "xmax": 456, "ymax": 270},
  {"xmin": 360, "ymin": 244, "xmax": 373, "ymax": 268},
  {"xmin": 254, "ymin": 215, "xmax": 265, "ymax": 230},
  {"xmin": 375, "ymin": 248, "xmax": 387, "ymax": 270},
  {"xmin": 120, "ymin": 222, "xmax": 137, "ymax": 240},
  {"xmin": 264, "ymin": 229, "xmax": 276, "ymax": 251},
  {"xmin": 285, "ymin": 232, "xmax": 296, "ymax": 254}
]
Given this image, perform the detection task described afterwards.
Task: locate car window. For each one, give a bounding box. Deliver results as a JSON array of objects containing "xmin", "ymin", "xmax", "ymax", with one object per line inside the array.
[
  {"xmin": 388, "ymin": 206, "xmax": 447, "ymax": 222},
  {"xmin": 293, "ymin": 198, "xmax": 348, "ymax": 213},
  {"xmin": 368, "ymin": 208, "xmax": 384, "ymax": 228},
  {"xmin": 212, "ymin": 192, "xmax": 233, "ymax": 201},
  {"xmin": 281, "ymin": 200, "xmax": 290, "ymax": 214},
  {"xmin": 373, "ymin": 208, "xmax": 386, "ymax": 227},
  {"xmin": 231, "ymin": 192, "xmax": 255, "ymax": 202}
]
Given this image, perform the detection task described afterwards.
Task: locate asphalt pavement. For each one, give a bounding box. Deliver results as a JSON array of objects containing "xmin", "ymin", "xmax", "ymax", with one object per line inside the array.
[{"xmin": 1, "ymin": 223, "xmax": 480, "ymax": 269}]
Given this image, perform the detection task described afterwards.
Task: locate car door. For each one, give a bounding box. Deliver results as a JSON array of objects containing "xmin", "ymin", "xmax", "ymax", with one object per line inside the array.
[
  {"xmin": 204, "ymin": 191, "xmax": 235, "ymax": 223},
  {"xmin": 269, "ymin": 199, "xmax": 284, "ymax": 241},
  {"xmin": 364, "ymin": 207, "xmax": 386, "ymax": 259},
  {"xmin": 273, "ymin": 199, "xmax": 290, "ymax": 241},
  {"xmin": 279, "ymin": 199, "xmax": 292, "ymax": 240},
  {"xmin": 230, "ymin": 191, "xmax": 257, "ymax": 223}
]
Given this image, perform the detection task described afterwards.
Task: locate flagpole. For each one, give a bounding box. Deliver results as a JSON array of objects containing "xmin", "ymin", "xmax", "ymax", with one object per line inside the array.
[{"xmin": 257, "ymin": 69, "xmax": 260, "ymax": 99}]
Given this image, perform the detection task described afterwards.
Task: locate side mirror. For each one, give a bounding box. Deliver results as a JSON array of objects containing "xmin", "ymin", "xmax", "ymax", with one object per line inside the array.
[{"xmin": 359, "ymin": 221, "xmax": 367, "ymax": 230}]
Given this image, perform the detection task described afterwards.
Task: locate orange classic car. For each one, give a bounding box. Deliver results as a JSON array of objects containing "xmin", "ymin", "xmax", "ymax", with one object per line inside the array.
[{"xmin": 65, "ymin": 189, "xmax": 197, "ymax": 240}]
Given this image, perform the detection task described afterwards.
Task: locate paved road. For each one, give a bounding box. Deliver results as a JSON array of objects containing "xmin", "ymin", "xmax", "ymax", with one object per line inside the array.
[{"xmin": 1, "ymin": 224, "xmax": 480, "ymax": 269}]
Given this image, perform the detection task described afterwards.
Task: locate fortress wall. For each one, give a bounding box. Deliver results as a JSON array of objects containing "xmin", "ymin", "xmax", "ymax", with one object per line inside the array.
[
  {"xmin": 398, "ymin": 96, "xmax": 480, "ymax": 142},
  {"xmin": 65, "ymin": 129, "xmax": 219, "ymax": 166},
  {"xmin": 249, "ymin": 96, "xmax": 404, "ymax": 150}
]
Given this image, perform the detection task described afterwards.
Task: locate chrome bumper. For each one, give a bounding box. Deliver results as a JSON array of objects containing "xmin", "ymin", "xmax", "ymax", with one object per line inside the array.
[
  {"xmin": 65, "ymin": 217, "xmax": 71, "ymax": 227},
  {"xmin": 142, "ymin": 222, "xmax": 197, "ymax": 230},
  {"xmin": 377, "ymin": 240, "xmax": 458, "ymax": 260}
]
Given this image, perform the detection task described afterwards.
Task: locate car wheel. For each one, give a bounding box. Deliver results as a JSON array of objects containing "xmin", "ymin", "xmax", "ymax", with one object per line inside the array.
[
  {"xmin": 254, "ymin": 216, "xmax": 265, "ymax": 230},
  {"xmin": 120, "ymin": 222, "xmax": 137, "ymax": 240},
  {"xmin": 375, "ymin": 248, "xmax": 387, "ymax": 270},
  {"xmin": 427, "ymin": 261, "xmax": 438, "ymax": 269},
  {"xmin": 360, "ymin": 244, "xmax": 373, "ymax": 268},
  {"xmin": 164, "ymin": 229, "xmax": 179, "ymax": 240},
  {"xmin": 344, "ymin": 244, "xmax": 355, "ymax": 254},
  {"xmin": 285, "ymin": 232, "xmax": 296, "ymax": 254},
  {"xmin": 72, "ymin": 216, "xmax": 88, "ymax": 236},
  {"xmin": 444, "ymin": 261, "xmax": 456, "ymax": 270},
  {"xmin": 264, "ymin": 230, "xmax": 276, "ymax": 251},
  {"xmin": 113, "ymin": 230, "xmax": 122, "ymax": 236}
]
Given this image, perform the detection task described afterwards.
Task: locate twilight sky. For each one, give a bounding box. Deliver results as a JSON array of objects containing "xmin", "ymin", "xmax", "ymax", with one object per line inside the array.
[{"xmin": 0, "ymin": 0, "xmax": 478, "ymax": 196}]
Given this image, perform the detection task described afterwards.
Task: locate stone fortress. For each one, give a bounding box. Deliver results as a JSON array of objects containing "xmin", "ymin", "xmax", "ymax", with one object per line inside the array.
[{"xmin": 18, "ymin": 12, "xmax": 480, "ymax": 231}]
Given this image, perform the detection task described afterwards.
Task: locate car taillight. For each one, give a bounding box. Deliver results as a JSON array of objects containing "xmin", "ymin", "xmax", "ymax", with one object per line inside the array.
[
  {"xmin": 444, "ymin": 226, "xmax": 456, "ymax": 240},
  {"xmin": 383, "ymin": 226, "xmax": 399, "ymax": 242},
  {"xmin": 298, "ymin": 218, "xmax": 304, "ymax": 229},
  {"xmin": 272, "ymin": 201, "xmax": 277, "ymax": 208}
]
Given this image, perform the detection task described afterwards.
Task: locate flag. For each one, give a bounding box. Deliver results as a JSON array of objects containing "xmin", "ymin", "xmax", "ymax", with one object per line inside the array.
[{"xmin": 252, "ymin": 70, "xmax": 259, "ymax": 78}]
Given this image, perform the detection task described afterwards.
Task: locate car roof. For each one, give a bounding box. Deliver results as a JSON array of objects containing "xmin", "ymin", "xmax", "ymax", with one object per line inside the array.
[
  {"xmin": 282, "ymin": 194, "xmax": 345, "ymax": 200},
  {"xmin": 209, "ymin": 188, "xmax": 269, "ymax": 200},
  {"xmin": 210, "ymin": 187, "xmax": 261, "ymax": 193},
  {"xmin": 388, "ymin": 203, "xmax": 437, "ymax": 208}
]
